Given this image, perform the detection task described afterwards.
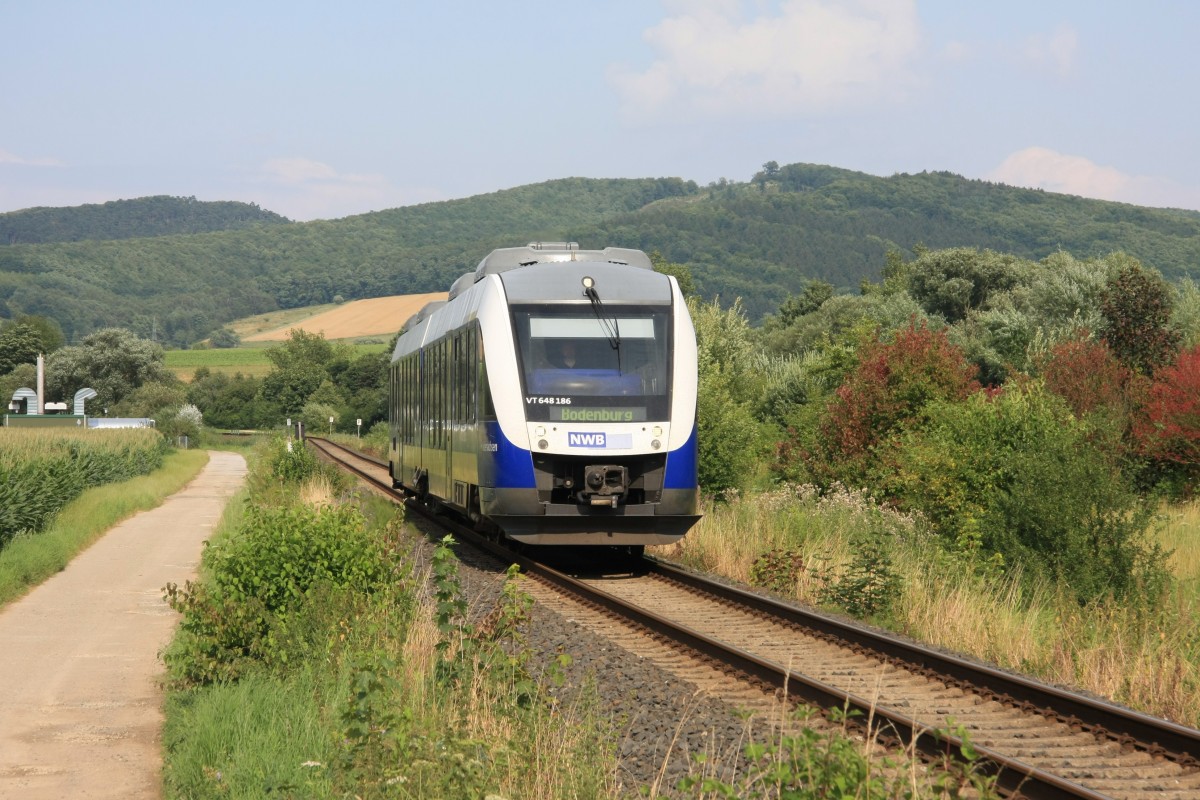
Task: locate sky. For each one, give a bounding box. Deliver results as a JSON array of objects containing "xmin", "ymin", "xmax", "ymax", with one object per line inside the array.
[{"xmin": 3, "ymin": 1, "xmax": 1199, "ymax": 222}]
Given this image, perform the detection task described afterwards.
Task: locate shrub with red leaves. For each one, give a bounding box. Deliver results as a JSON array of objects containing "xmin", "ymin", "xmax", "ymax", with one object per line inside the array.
[
  {"xmin": 1040, "ymin": 335, "xmax": 1132, "ymax": 418},
  {"xmin": 811, "ymin": 320, "xmax": 980, "ymax": 485},
  {"xmin": 1134, "ymin": 345, "xmax": 1200, "ymax": 466}
]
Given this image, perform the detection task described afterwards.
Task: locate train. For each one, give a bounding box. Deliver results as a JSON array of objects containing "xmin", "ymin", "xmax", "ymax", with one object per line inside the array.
[{"xmin": 388, "ymin": 242, "xmax": 701, "ymax": 548}]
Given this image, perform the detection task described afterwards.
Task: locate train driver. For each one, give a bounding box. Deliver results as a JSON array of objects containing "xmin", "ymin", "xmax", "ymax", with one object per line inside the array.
[{"xmin": 550, "ymin": 340, "xmax": 580, "ymax": 369}]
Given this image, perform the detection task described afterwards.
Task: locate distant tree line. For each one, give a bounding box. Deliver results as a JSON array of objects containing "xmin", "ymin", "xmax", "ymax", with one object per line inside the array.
[
  {"xmin": 0, "ymin": 196, "xmax": 289, "ymax": 245},
  {"xmin": 0, "ymin": 324, "xmax": 388, "ymax": 441},
  {"xmin": 4, "ymin": 168, "xmax": 1200, "ymax": 346}
]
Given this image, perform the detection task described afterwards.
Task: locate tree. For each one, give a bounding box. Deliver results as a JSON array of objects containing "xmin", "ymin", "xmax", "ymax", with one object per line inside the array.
[
  {"xmin": 905, "ymin": 248, "xmax": 1032, "ymax": 324},
  {"xmin": 1039, "ymin": 334, "xmax": 1133, "ymax": 419},
  {"xmin": 775, "ymin": 280, "xmax": 835, "ymax": 327},
  {"xmin": 0, "ymin": 315, "xmax": 66, "ymax": 376},
  {"xmin": 209, "ymin": 328, "xmax": 241, "ymax": 348},
  {"xmin": 1134, "ymin": 345, "xmax": 1200, "ymax": 467},
  {"xmin": 113, "ymin": 381, "xmax": 188, "ymax": 419},
  {"xmin": 0, "ymin": 323, "xmax": 45, "ymax": 376},
  {"xmin": 649, "ymin": 251, "xmax": 697, "ymax": 298},
  {"xmin": 1099, "ymin": 257, "xmax": 1181, "ymax": 375},
  {"xmin": 45, "ymin": 328, "xmax": 175, "ymax": 409},
  {"xmin": 258, "ymin": 329, "xmax": 349, "ymax": 417},
  {"xmin": 187, "ymin": 370, "xmax": 273, "ymax": 430},
  {"xmin": 690, "ymin": 298, "xmax": 768, "ymax": 493}
]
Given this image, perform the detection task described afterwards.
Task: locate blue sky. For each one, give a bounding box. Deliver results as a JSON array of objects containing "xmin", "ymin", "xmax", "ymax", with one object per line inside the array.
[{"xmin": 3, "ymin": 1, "xmax": 1198, "ymax": 221}]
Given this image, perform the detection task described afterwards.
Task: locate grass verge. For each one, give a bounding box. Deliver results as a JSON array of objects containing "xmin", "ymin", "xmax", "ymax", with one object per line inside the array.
[
  {"xmin": 654, "ymin": 485, "xmax": 1200, "ymax": 729},
  {"xmin": 163, "ymin": 440, "xmax": 1008, "ymax": 799},
  {"xmin": 161, "ymin": 438, "xmax": 616, "ymax": 799},
  {"xmin": 0, "ymin": 448, "xmax": 209, "ymax": 608}
]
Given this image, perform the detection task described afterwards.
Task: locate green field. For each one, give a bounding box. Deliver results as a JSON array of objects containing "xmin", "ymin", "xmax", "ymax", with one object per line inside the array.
[{"xmin": 165, "ymin": 342, "xmax": 389, "ymax": 381}]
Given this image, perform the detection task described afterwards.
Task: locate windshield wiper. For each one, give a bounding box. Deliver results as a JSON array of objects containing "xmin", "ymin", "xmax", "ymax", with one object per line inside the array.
[{"xmin": 583, "ymin": 279, "xmax": 622, "ymax": 369}]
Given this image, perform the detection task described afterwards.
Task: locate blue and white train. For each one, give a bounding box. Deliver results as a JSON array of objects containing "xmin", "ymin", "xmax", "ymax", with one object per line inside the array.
[{"xmin": 388, "ymin": 242, "xmax": 701, "ymax": 547}]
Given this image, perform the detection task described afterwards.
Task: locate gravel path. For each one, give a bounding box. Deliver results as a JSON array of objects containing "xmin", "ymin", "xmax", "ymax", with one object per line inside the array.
[{"xmin": 0, "ymin": 452, "xmax": 247, "ymax": 800}]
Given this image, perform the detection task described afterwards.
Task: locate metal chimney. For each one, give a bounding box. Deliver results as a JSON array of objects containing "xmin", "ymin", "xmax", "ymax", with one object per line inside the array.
[{"xmin": 36, "ymin": 354, "xmax": 45, "ymax": 415}]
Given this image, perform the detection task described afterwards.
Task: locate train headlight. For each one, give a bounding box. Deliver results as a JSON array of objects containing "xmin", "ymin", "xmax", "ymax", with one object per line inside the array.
[
  {"xmin": 581, "ymin": 276, "xmax": 595, "ymax": 290},
  {"xmin": 651, "ymin": 439, "xmax": 661, "ymax": 450},
  {"xmin": 538, "ymin": 439, "xmax": 549, "ymax": 450},
  {"xmin": 534, "ymin": 426, "xmax": 546, "ymax": 437},
  {"xmin": 652, "ymin": 425, "xmax": 663, "ymax": 437}
]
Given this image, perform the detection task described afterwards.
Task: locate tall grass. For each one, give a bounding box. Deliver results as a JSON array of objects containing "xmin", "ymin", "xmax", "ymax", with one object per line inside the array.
[
  {"xmin": 162, "ymin": 456, "xmax": 617, "ymax": 799},
  {"xmin": 0, "ymin": 448, "xmax": 208, "ymax": 607},
  {"xmin": 163, "ymin": 449, "xmax": 1010, "ymax": 798},
  {"xmin": 655, "ymin": 485, "xmax": 1200, "ymax": 728},
  {"xmin": 0, "ymin": 427, "xmax": 169, "ymax": 547}
]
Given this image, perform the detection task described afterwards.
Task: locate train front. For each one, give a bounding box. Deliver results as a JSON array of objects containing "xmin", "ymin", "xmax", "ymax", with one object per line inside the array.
[{"xmin": 482, "ymin": 256, "xmax": 700, "ymax": 545}]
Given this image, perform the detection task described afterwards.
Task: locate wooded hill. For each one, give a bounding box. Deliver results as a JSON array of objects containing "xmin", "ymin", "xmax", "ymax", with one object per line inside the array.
[
  {"xmin": 3, "ymin": 165, "xmax": 1199, "ymax": 345},
  {"xmin": 0, "ymin": 195, "xmax": 288, "ymax": 244}
]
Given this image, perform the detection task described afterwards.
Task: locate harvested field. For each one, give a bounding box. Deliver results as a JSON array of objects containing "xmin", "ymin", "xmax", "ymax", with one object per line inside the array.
[{"xmin": 242, "ymin": 292, "xmax": 447, "ymax": 342}]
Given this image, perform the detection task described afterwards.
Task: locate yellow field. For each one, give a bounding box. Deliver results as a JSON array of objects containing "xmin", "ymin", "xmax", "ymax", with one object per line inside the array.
[{"xmin": 241, "ymin": 293, "xmax": 448, "ymax": 342}]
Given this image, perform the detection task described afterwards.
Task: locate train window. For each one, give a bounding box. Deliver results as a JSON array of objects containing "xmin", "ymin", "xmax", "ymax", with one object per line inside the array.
[
  {"xmin": 436, "ymin": 342, "xmax": 444, "ymax": 448},
  {"xmin": 456, "ymin": 333, "xmax": 467, "ymax": 423},
  {"xmin": 440, "ymin": 340, "xmax": 448, "ymax": 447},
  {"xmin": 510, "ymin": 308, "xmax": 671, "ymax": 421},
  {"xmin": 406, "ymin": 356, "xmax": 416, "ymax": 445},
  {"xmin": 468, "ymin": 325, "xmax": 477, "ymax": 422},
  {"xmin": 478, "ymin": 326, "xmax": 494, "ymax": 420}
]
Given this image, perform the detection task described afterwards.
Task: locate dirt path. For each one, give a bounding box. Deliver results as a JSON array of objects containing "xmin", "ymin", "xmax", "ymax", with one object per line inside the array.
[{"xmin": 0, "ymin": 451, "xmax": 247, "ymax": 799}]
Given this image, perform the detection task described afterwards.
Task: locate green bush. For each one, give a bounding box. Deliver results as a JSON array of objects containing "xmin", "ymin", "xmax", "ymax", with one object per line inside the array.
[
  {"xmin": 887, "ymin": 384, "xmax": 1167, "ymax": 601},
  {"xmin": 165, "ymin": 503, "xmax": 398, "ymax": 685},
  {"xmin": 267, "ymin": 435, "xmax": 319, "ymax": 483},
  {"xmin": 691, "ymin": 297, "xmax": 770, "ymax": 493},
  {"xmin": 817, "ymin": 536, "xmax": 901, "ymax": 618}
]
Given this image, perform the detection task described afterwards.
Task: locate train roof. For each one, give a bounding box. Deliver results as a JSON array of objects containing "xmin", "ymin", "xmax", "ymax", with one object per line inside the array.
[
  {"xmin": 394, "ymin": 243, "xmax": 666, "ymax": 349},
  {"xmin": 474, "ymin": 242, "xmax": 652, "ymax": 281}
]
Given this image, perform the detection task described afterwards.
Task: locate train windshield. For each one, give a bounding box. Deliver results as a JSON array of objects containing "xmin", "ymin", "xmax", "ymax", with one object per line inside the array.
[{"xmin": 511, "ymin": 308, "xmax": 671, "ymax": 421}]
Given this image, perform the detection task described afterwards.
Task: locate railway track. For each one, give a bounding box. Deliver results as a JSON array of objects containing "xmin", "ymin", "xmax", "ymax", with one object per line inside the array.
[{"xmin": 308, "ymin": 436, "xmax": 1200, "ymax": 799}]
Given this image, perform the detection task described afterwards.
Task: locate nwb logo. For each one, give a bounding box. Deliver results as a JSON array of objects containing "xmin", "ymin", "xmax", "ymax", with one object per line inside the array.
[{"xmin": 568, "ymin": 432, "xmax": 606, "ymax": 448}]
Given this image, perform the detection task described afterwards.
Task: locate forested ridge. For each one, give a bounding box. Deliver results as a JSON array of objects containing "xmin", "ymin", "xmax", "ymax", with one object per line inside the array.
[
  {"xmin": 3, "ymin": 165, "xmax": 1200, "ymax": 344},
  {"xmin": 0, "ymin": 195, "xmax": 289, "ymax": 245}
]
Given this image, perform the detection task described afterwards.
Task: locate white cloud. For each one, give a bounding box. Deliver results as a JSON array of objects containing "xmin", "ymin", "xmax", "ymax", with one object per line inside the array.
[
  {"xmin": 1019, "ymin": 24, "xmax": 1077, "ymax": 78},
  {"xmin": 252, "ymin": 157, "xmax": 446, "ymax": 220},
  {"xmin": 610, "ymin": 0, "xmax": 922, "ymax": 119},
  {"xmin": 987, "ymin": 146, "xmax": 1200, "ymax": 212},
  {"xmin": 0, "ymin": 148, "xmax": 65, "ymax": 167}
]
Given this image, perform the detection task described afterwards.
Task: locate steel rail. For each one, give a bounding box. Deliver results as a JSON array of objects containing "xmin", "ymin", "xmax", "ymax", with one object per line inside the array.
[
  {"xmin": 308, "ymin": 437, "xmax": 1199, "ymax": 799},
  {"xmin": 648, "ymin": 558, "xmax": 1200, "ymax": 770}
]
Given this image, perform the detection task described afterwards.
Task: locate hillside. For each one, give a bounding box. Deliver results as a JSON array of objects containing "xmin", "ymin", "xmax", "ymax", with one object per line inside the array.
[
  {"xmin": 3, "ymin": 166, "xmax": 1200, "ymax": 342},
  {"xmin": 0, "ymin": 177, "xmax": 698, "ymax": 345},
  {"xmin": 0, "ymin": 196, "xmax": 289, "ymax": 244},
  {"xmin": 240, "ymin": 292, "xmax": 447, "ymax": 342},
  {"xmin": 580, "ymin": 164, "xmax": 1200, "ymax": 319}
]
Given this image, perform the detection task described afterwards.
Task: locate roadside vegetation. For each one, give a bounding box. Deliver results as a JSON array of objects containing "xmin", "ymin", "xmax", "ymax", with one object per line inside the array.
[
  {"xmin": 0, "ymin": 438, "xmax": 207, "ymax": 606},
  {"xmin": 0, "ymin": 427, "xmax": 170, "ymax": 549},
  {"xmin": 161, "ymin": 439, "xmax": 1001, "ymax": 799},
  {"xmin": 656, "ymin": 246, "xmax": 1200, "ymax": 729},
  {"xmin": 161, "ymin": 437, "xmax": 617, "ymax": 799}
]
